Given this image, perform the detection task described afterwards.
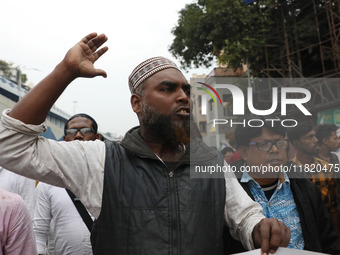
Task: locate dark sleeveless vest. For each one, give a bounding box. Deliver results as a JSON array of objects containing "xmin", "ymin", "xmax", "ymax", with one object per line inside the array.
[{"xmin": 91, "ymin": 140, "xmax": 226, "ymax": 255}]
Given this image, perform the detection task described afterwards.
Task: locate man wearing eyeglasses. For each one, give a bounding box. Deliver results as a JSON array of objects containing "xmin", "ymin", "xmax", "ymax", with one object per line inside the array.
[
  {"xmin": 33, "ymin": 113, "xmax": 100, "ymax": 255},
  {"xmin": 63, "ymin": 113, "xmax": 100, "ymax": 142},
  {"xmin": 225, "ymin": 116, "xmax": 339, "ymax": 254},
  {"xmin": 0, "ymin": 33, "xmax": 291, "ymax": 255}
]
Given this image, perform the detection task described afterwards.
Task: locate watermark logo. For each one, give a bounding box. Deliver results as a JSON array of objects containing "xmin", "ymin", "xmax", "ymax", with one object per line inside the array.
[
  {"xmin": 197, "ymin": 83, "xmax": 311, "ymax": 116},
  {"xmin": 196, "ymin": 82, "xmax": 222, "ymax": 113}
]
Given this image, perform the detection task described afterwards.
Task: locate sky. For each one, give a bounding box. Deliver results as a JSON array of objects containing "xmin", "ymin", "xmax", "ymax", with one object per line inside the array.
[{"xmin": 1, "ymin": 0, "xmax": 213, "ymax": 137}]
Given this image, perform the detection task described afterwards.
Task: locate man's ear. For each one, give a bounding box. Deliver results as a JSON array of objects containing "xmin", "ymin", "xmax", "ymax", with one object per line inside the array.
[
  {"xmin": 131, "ymin": 94, "xmax": 142, "ymax": 114},
  {"xmin": 95, "ymin": 133, "xmax": 103, "ymax": 141},
  {"xmin": 238, "ymin": 145, "xmax": 248, "ymax": 161}
]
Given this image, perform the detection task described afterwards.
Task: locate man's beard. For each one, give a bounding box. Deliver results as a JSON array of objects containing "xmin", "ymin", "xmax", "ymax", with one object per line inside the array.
[{"xmin": 140, "ymin": 103, "xmax": 190, "ymax": 145}]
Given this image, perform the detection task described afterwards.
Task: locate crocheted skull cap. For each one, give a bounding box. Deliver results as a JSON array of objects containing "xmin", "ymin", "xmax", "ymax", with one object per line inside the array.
[{"xmin": 128, "ymin": 56, "xmax": 180, "ymax": 93}]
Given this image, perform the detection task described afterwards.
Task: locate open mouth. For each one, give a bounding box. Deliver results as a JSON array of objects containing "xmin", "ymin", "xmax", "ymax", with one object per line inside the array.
[
  {"xmin": 179, "ymin": 109, "xmax": 189, "ymax": 114},
  {"xmin": 177, "ymin": 108, "xmax": 190, "ymax": 115}
]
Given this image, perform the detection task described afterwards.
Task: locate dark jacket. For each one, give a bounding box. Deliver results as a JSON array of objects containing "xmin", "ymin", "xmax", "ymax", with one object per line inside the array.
[
  {"xmin": 91, "ymin": 127, "xmax": 226, "ymax": 255},
  {"xmin": 224, "ymin": 161, "xmax": 340, "ymax": 255}
]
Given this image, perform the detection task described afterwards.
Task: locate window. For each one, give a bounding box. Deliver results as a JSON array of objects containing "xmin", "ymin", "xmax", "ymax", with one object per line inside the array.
[
  {"xmin": 199, "ymin": 121, "xmax": 207, "ymax": 133},
  {"xmin": 209, "ymin": 99, "xmax": 214, "ymax": 111}
]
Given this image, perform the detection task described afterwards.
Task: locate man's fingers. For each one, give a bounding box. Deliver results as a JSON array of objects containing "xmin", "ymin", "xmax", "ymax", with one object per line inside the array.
[
  {"xmin": 253, "ymin": 218, "xmax": 291, "ymax": 255},
  {"xmin": 79, "ymin": 33, "xmax": 108, "ymax": 57},
  {"xmin": 87, "ymin": 34, "xmax": 108, "ymax": 53},
  {"xmin": 94, "ymin": 46, "xmax": 109, "ymax": 62},
  {"xmin": 267, "ymin": 219, "xmax": 282, "ymax": 254},
  {"xmin": 80, "ymin": 32, "xmax": 98, "ymax": 45},
  {"xmin": 257, "ymin": 220, "xmax": 270, "ymax": 254},
  {"xmin": 95, "ymin": 68, "xmax": 107, "ymax": 78},
  {"xmin": 253, "ymin": 219, "xmax": 270, "ymax": 252},
  {"xmin": 279, "ymin": 221, "xmax": 290, "ymax": 247}
]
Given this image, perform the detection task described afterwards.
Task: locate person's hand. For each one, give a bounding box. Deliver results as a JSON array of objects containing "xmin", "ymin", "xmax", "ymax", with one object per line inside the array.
[
  {"xmin": 60, "ymin": 32, "xmax": 108, "ymax": 79},
  {"xmin": 252, "ymin": 218, "xmax": 290, "ymax": 255}
]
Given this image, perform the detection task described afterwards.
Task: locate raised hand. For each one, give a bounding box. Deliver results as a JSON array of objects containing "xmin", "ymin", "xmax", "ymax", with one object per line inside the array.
[
  {"xmin": 61, "ymin": 32, "xmax": 108, "ymax": 79},
  {"xmin": 8, "ymin": 32, "xmax": 109, "ymax": 125}
]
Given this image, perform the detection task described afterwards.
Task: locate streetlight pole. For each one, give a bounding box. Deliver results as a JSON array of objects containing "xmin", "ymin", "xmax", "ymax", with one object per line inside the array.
[
  {"xmin": 16, "ymin": 68, "xmax": 22, "ymax": 100},
  {"xmin": 15, "ymin": 66, "xmax": 40, "ymax": 101},
  {"xmin": 72, "ymin": 100, "xmax": 78, "ymax": 114}
]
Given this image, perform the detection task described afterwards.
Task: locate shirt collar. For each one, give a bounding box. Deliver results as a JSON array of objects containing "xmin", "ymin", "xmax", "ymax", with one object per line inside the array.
[
  {"xmin": 240, "ymin": 171, "xmax": 253, "ymax": 183},
  {"xmin": 240, "ymin": 164, "xmax": 290, "ymax": 184}
]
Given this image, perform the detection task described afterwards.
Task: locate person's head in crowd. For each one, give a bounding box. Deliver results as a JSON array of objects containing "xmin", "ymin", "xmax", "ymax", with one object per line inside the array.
[
  {"xmin": 315, "ymin": 124, "xmax": 340, "ymax": 153},
  {"xmin": 221, "ymin": 146, "xmax": 234, "ymax": 162},
  {"xmin": 287, "ymin": 121, "xmax": 319, "ymax": 156},
  {"xmin": 234, "ymin": 116, "xmax": 288, "ymax": 180},
  {"xmin": 129, "ymin": 57, "xmax": 191, "ymax": 146},
  {"xmin": 63, "ymin": 113, "xmax": 100, "ymax": 142}
]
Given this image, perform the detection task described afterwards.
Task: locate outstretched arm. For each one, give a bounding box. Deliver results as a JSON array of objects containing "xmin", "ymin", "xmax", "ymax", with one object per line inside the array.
[{"xmin": 8, "ymin": 32, "xmax": 108, "ymax": 124}]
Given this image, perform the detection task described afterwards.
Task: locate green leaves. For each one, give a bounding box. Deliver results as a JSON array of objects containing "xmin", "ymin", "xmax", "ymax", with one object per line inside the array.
[
  {"xmin": 170, "ymin": 0, "xmax": 330, "ymax": 77},
  {"xmin": 0, "ymin": 60, "xmax": 28, "ymax": 83},
  {"xmin": 170, "ymin": 0, "xmax": 269, "ymax": 71}
]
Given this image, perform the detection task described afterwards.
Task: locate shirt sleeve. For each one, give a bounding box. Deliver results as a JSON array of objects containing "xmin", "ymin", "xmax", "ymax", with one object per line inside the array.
[
  {"xmin": 15, "ymin": 173, "xmax": 36, "ymax": 219},
  {"xmin": 0, "ymin": 109, "xmax": 106, "ymax": 219},
  {"xmin": 224, "ymin": 163, "xmax": 265, "ymax": 250},
  {"xmin": 33, "ymin": 183, "xmax": 52, "ymax": 254},
  {"xmin": 2, "ymin": 191, "xmax": 38, "ymax": 255}
]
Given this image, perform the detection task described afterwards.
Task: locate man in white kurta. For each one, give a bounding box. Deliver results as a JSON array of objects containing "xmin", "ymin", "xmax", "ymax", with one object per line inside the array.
[
  {"xmin": 33, "ymin": 113, "xmax": 101, "ymax": 255},
  {"xmin": 34, "ymin": 183, "xmax": 92, "ymax": 255}
]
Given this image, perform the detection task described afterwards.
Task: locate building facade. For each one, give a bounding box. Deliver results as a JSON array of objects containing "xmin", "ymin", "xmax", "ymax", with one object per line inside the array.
[{"xmin": 0, "ymin": 76, "xmax": 70, "ymax": 140}]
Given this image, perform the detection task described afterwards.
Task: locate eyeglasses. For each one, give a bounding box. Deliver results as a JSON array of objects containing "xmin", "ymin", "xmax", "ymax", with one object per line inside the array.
[
  {"xmin": 249, "ymin": 139, "xmax": 288, "ymax": 152},
  {"xmin": 65, "ymin": 127, "xmax": 95, "ymax": 136}
]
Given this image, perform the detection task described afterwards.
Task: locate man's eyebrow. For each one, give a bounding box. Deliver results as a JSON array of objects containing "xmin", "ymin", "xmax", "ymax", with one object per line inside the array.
[
  {"xmin": 159, "ymin": 81, "xmax": 178, "ymax": 86},
  {"xmin": 183, "ymin": 83, "xmax": 191, "ymax": 89},
  {"xmin": 159, "ymin": 81, "xmax": 191, "ymax": 88}
]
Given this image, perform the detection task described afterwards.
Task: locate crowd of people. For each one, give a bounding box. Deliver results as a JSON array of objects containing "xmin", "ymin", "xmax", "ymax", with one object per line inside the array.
[
  {"xmin": 0, "ymin": 33, "xmax": 339, "ymax": 255},
  {"xmin": 223, "ymin": 119, "xmax": 340, "ymax": 254}
]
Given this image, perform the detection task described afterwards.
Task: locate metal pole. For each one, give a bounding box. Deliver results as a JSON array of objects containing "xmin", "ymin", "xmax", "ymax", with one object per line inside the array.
[{"xmin": 16, "ymin": 68, "xmax": 22, "ymax": 101}]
